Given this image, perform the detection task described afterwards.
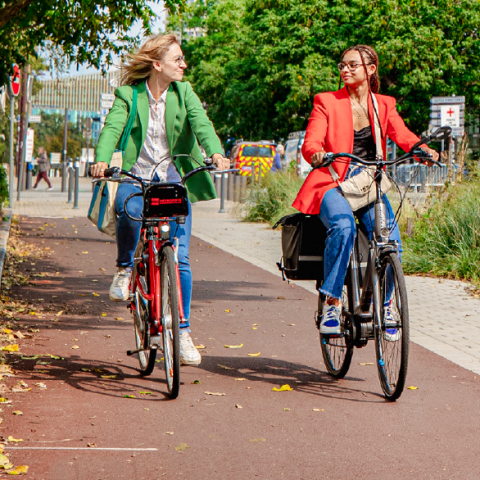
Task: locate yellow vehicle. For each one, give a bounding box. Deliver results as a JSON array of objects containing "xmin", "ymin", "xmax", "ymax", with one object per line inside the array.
[{"xmin": 229, "ymin": 141, "xmax": 276, "ymax": 179}]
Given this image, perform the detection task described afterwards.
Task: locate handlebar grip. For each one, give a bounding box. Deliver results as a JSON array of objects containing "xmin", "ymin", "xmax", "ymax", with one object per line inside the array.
[{"xmin": 104, "ymin": 167, "xmax": 120, "ymax": 178}]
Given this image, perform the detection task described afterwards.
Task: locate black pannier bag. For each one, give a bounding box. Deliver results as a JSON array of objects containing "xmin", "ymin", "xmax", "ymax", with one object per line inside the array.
[
  {"xmin": 273, "ymin": 213, "xmax": 326, "ymax": 281},
  {"xmin": 273, "ymin": 213, "xmax": 370, "ymax": 283}
]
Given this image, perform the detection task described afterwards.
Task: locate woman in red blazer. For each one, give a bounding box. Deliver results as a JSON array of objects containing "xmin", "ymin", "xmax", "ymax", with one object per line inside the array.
[{"xmin": 293, "ymin": 45, "xmax": 438, "ymax": 336}]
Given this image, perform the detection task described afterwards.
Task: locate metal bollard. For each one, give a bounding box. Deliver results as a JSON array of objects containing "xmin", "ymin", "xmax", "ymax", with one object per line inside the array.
[
  {"xmin": 214, "ymin": 173, "xmax": 221, "ymax": 197},
  {"xmin": 67, "ymin": 159, "xmax": 73, "ymax": 203},
  {"xmin": 73, "ymin": 158, "xmax": 80, "ymax": 209},
  {"xmin": 219, "ymin": 173, "xmax": 227, "ymax": 213},
  {"xmin": 240, "ymin": 176, "xmax": 247, "ymax": 202},
  {"xmin": 234, "ymin": 175, "xmax": 240, "ymax": 203},
  {"xmin": 227, "ymin": 172, "xmax": 234, "ymax": 201},
  {"xmin": 62, "ymin": 162, "xmax": 67, "ymax": 192}
]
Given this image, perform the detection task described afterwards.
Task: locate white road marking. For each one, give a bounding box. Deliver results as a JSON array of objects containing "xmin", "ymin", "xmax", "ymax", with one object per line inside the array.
[{"xmin": 7, "ymin": 447, "xmax": 158, "ymax": 451}]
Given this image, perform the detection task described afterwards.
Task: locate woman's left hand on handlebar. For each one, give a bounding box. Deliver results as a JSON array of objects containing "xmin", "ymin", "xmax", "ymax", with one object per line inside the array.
[
  {"xmin": 91, "ymin": 162, "xmax": 109, "ymax": 177},
  {"xmin": 212, "ymin": 153, "xmax": 230, "ymax": 171},
  {"xmin": 422, "ymin": 146, "xmax": 439, "ymax": 165}
]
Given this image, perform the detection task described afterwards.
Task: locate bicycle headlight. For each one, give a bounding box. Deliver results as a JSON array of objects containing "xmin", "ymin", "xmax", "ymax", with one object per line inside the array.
[{"xmin": 160, "ymin": 225, "xmax": 170, "ymax": 233}]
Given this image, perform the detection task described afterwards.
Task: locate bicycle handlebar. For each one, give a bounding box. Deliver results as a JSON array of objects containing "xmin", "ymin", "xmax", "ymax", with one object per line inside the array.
[{"xmin": 315, "ymin": 126, "xmax": 451, "ymax": 170}]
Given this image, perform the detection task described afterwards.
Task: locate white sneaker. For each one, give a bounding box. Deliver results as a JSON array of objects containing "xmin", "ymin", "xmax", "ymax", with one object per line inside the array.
[
  {"xmin": 320, "ymin": 304, "xmax": 342, "ymax": 334},
  {"xmin": 384, "ymin": 304, "xmax": 401, "ymax": 342},
  {"xmin": 109, "ymin": 268, "xmax": 132, "ymax": 302},
  {"xmin": 47, "ymin": 187, "xmax": 54, "ymax": 191},
  {"xmin": 179, "ymin": 331, "xmax": 201, "ymax": 366}
]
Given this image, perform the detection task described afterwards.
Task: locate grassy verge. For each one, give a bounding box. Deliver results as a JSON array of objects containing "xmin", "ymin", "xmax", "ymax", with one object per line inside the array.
[
  {"xmin": 242, "ymin": 171, "xmax": 305, "ymax": 225},
  {"xmin": 403, "ymin": 176, "xmax": 480, "ymax": 285}
]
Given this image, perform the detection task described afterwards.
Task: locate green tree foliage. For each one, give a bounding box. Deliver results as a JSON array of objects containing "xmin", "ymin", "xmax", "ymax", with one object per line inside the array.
[
  {"xmin": 173, "ymin": 0, "xmax": 480, "ymax": 140},
  {"xmin": 0, "ymin": 0, "xmax": 186, "ymax": 87},
  {"xmin": 30, "ymin": 113, "xmax": 85, "ymax": 160}
]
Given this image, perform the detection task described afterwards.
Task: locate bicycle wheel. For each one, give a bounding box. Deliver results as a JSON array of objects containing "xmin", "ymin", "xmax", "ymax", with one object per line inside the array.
[
  {"xmin": 132, "ymin": 241, "xmax": 157, "ymax": 375},
  {"xmin": 160, "ymin": 245, "xmax": 181, "ymax": 399},
  {"xmin": 374, "ymin": 252, "xmax": 409, "ymax": 401},
  {"xmin": 319, "ymin": 284, "xmax": 354, "ymax": 379}
]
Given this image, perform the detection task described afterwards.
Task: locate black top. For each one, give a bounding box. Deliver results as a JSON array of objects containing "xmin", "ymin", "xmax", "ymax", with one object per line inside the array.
[{"xmin": 352, "ymin": 126, "xmax": 376, "ymax": 160}]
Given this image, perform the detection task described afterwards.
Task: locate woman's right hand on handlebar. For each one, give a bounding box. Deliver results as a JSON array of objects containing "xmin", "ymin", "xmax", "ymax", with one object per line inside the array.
[
  {"xmin": 90, "ymin": 162, "xmax": 109, "ymax": 178},
  {"xmin": 311, "ymin": 150, "xmax": 326, "ymax": 168}
]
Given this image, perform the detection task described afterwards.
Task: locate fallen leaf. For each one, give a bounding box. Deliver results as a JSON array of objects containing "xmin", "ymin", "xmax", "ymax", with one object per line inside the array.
[
  {"xmin": 100, "ymin": 375, "xmax": 117, "ymax": 379},
  {"xmin": 249, "ymin": 438, "xmax": 266, "ymax": 443},
  {"xmin": 235, "ymin": 378, "xmax": 246, "ymax": 381},
  {"xmin": 359, "ymin": 362, "xmax": 374, "ymax": 366},
  {"xmin": 99, "ymin": 268, "xmax": 106, "ymax": 272},
  {"xmin": 20, "ymin": 355, "xmax": 38, "ymax": 360},
  {"xmin": 1, "ymin": 345, "xmax": 18, "ymax": 352},
  {"xmin": 81, "ymin": 368, "xmax": 91, "ymax": 372},
  {"xmin": 81, "ymin": 251, "xmax": 88, "ymax": 254},
  {"xmin": 224, "ymin": 344, "xmax": 243, "ymax": 349},
  {"xmin": 407, "ymin": 386, "xmax": 418, "ymax": 390},
  {"xmin": 272, "ymin": 384, "xmax": 293, "ymax": 392},
  {"xmin": 217, "ymin": 364, "xmax": 234, "ymax": 370},
  {"xmin": 195, "ymin": 344, "xmax": 206, "ymax": 349},
  {"xmin": 28, "ymin": 328, "xmax": 39, "ymax": 333},
  {"xmin": 115, "ymin": 317, "xmax": 124, "ymax": 321},
  {"xmin": 56, "ymin": 311, "xmax": 63, "ymax": 316},
  {"xmin": 225, "ymin": 309, "xmax": 231, "ymax": 313},
  {"xmin": 204, "ymin": 391, "xmax": 226, "ymax": 396},
  {"xmin": 36, "ymin": 361, "xmax": 50, "ymax": 366},
  {"xmin": 87, "ymin": 443, "xmax": 96, "ymax": 448},
  {"xmin": 7, "ymin": 437, "xmax": 23, "ymax": 443},
  {"xmin": 34, "ymin": 383, "xmax": 47, "ymax": 389},
  {"xmin": 277, "ymin": 296, "xmax": 285, "ymax": 300},
  {"xmin": 2, "ymin": 329, "xmax": 12, "ymax": 334},
  {"xmin": 6, "ymin": 465, "xmax": 28, "ymax": 475},
  {"xmin": 165, "ymin": 431, "xmax": 174, "ymax": 435},
  {"xmin": 0, "ymin": 454, "xmax": 10, "ymax": 466},
  {"xmin": 12, "ymin": 411, "xmax": 22, "ymax": 416},
  {"xmin": 101, "ymin": 313, "xmax": 107, "ymax": 317},
  {"xmin": 10, "ymin": 387, "xmax": 30, "ymax": 394},
  {"xmin": 92, "ymin": 293, "xmax": 100, "ymax": 297},
  {"xmin": 0, "ymin": 398, "xmax": 12, "ymax": 404},
  {"xmin": 284, "ymin": 408, "xmax": 291, "ymax": 411},
  {"xmin": 174, "ymin": 443, "xmax": 190, "ymax": 452},
  {"xmin": 139, "ymin": 391, "xmax": 153, "ymax": 395},
  {"xmin": 312, "ymin": 408, "xmax": 325, "ymax": 412},
  {"xmin": 235, "ymin": 404, "xmax": 243, "ymax": 409},
  {"xmin": 191, "ymin": 380, "xmax": 200, "ymax": 385},
  {"xmin": 124, "ymin": 395, "xmax": 136, "ymax": 399},
  {"xmin": 248, "ymin": 352, "xmax": 261, "ymax": 357},
  {"xmin": 288, "ymin": 323, "xmax": 295, "ymax": 326},
  {"xmin": 71, "ymin": 345, "xmax": 79, "ymax": 349}
]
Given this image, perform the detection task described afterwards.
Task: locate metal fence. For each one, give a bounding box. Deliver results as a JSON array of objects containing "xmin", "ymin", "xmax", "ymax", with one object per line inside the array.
[{"xmin": 388, "ymin": 164, "xmax": 453, "ymax": 189}]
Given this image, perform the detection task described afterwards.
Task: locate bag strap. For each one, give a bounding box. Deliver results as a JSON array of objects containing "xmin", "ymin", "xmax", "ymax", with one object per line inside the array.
[
  {"xmin": 370, "ymin": 92, "xmax": 384, "ymax": 160},
  {"xmin": 117, "ymin": 85, "xmax": 138, "ymax": 153}
]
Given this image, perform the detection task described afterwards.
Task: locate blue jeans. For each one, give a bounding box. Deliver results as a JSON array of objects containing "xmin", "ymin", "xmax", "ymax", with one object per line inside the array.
[
  {"xmin": 318, "ymin": 186, "xmax": 401, "ymax": 300},
  {"xmin": 115, "ymin": 182, "xmax": 193, "ymax": 327}
]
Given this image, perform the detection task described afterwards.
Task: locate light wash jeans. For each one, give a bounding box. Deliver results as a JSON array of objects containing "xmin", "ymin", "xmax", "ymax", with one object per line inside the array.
[
  {"xmin": 318, "ymin": 171, "xmax": 401, "ymax": 300},
  {"xmin": 114, "ymin": 182, "xmax": 193, "ymax": 328}
]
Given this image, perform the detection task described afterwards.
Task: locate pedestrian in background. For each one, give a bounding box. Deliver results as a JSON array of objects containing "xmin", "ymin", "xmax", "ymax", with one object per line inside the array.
[
  {"xmin": 270, "ymin": 144, "xmax": 284, "ymax": 173},
  {"xmin": 33, "ymin": 147, "xmax": 54, "ymax": 190}
]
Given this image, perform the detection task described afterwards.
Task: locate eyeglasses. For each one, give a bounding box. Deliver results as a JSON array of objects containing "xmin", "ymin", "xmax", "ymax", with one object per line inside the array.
[
  {"xmin": 166, "ymin": 56, "xmax": 187, "ymax": 66},
  {"xmin": 337, "ymin": 62, "xmax": 371, "ymax": 72}
]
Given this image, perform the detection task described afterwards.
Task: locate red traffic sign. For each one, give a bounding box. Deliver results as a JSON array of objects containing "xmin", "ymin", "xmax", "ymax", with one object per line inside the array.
[{"xmin": 10, "ymin": 65, "xmax": 20, "ymax": 96}]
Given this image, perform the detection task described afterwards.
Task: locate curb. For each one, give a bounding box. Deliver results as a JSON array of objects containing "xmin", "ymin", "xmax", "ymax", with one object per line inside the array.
[{"xmin": 0, "ymin": 208, "xmax": 13, "ymax": 289}]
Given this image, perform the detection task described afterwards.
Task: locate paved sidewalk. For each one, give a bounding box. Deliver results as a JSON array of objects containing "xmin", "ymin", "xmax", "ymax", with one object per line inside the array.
[
  {"xmin": 12, "ymin": 182, "xmax": 480, "ymax": 374},
  {"xmin": 191, "ymin": 199, "xmax": 480, "ymax": 375}
]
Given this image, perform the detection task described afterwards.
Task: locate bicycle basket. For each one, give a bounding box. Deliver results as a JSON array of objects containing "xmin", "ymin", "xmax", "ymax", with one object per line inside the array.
[
  {"xmin": 143, "ymin": 183, "xmax": 189, "ymax": 218},
  {"xmin": 274, "ymin": 213, "xmax": 326, "ymax": 281}
]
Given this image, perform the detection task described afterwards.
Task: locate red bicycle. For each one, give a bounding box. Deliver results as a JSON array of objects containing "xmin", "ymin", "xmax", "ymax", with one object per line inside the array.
[{"xmin": 102, "ymin": 156, "xmax": 223, "ymax": 398}]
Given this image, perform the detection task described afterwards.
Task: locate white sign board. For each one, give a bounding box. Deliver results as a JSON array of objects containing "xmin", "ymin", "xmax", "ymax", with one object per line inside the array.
[
  {"xmin": 0, "ymin": 87, "xmax": 5, "ymax": 113},
  {"xmin": 100, "ymin": 93, "xmax": 115, "ymax": 101},
  {"xmin": 29, "ymin": 114, "xmax": 42, "ymax": 123},
  {"xmin": 25, "ymin": 128, "xmax": 35, "ymax": 163},
  {"xmin": 440, "ymin": 105, "xmax": 460, "ymax": 127},
  {"xmin": 100, "ymin": 100, "xmax": 114, "ymax": 109}
]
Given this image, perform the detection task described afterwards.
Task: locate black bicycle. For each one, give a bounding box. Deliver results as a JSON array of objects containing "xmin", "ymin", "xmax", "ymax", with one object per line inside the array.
[{"xmin": 316, "ymin": 126, "xmax": 451, "ymax": 401}]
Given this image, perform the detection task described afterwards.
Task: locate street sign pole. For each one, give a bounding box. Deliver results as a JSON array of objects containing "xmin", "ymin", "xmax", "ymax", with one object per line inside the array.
[{"xmin": 7, "ymin": 84, "xmax": 15, "ymax": 207}]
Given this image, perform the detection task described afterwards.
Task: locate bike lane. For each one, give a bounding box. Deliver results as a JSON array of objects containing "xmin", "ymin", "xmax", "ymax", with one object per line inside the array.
[{"xmin": 2, "ymin": 216, "xmax": 479, "ymax": 479}]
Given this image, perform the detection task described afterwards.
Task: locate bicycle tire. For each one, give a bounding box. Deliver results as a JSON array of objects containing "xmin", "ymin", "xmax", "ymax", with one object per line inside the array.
[
  {"xmin": 319, "ymin": 284, "xmax": 354, "ymax": 379},
  {"xmin": 160, "ymin": 245, "xmax": 181, "ymax": 399},
  {"xmin": 132, "ymin": 242, "xmax": 157, "ymax": 376},
  {"xmin": 374, "ymin": 252, "xmax": 409, "ymax": 401}
]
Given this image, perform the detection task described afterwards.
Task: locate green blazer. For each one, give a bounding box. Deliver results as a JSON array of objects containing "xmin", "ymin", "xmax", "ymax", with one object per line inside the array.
[{"xmin": 95, "ymin": 80, "xmax": 223, "ymax": 202}]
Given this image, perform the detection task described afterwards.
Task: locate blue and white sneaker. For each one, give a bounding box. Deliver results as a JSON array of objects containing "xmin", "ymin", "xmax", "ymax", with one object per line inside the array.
[
  {"xmin": 320, "ymin": 304, "xmax": 342, "ymax": 335},
  {"xmin": 384, "ymin": 303, "xmax": 400, "ymax": 342}
]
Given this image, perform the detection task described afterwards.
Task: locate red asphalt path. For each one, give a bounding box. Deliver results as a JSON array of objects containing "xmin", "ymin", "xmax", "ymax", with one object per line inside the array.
[{"xmin": 1, "ymin": 217, "xmax": 479, "ymax": 479}]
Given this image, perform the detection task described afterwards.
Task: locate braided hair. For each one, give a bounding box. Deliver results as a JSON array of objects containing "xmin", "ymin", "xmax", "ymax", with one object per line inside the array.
[{"xmin": 338, "ymin": 45, "xmax": 380, "ymax": 94}]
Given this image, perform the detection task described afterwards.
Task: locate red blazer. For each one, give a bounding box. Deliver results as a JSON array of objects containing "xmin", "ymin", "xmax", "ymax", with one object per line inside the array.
[{"xmin": 292, "ymin": 87, "xmax": 420, "ymax": 215}]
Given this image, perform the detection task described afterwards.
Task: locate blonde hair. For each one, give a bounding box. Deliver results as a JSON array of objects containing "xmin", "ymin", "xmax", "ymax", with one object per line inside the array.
[{"xmin": 119, "ymin": 33, "xmax": 180, "ymax": 86}]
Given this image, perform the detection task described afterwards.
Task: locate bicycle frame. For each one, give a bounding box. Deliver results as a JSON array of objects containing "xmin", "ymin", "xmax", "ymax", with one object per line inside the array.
[{"xmin": 131, "ymin": 221, "xmax": 185, "ymax": 337}]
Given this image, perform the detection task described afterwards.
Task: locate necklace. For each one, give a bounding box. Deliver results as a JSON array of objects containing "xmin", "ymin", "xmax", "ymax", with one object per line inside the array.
[{"xmin": 350, "ymin": 98, "xmax": 369, "ymax": 119}]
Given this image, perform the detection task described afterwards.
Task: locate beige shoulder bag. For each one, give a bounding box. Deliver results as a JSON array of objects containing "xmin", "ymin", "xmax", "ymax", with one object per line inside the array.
[{"xmin": 328, "ymin": 93, "xmax": 392, "ymax": 212}]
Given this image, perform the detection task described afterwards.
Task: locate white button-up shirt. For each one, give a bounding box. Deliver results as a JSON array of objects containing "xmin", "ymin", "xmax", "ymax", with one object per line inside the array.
[{"xmin": 129, "ymin": 82, "xmax": 180, "ymax": 182}]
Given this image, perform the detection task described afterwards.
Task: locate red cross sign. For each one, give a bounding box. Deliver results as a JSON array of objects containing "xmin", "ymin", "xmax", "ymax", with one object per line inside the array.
[{"xmin": 446, "ymin": 108, "xmax": 455, "ymax": 117}]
